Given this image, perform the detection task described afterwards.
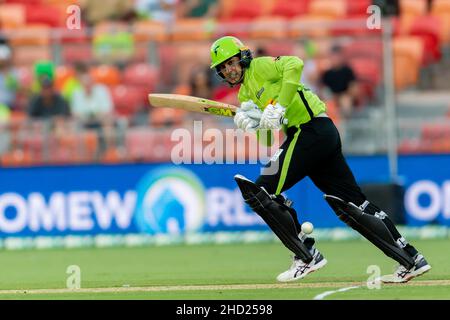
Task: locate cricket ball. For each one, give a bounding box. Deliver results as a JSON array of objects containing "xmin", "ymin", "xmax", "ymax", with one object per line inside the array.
[{"xmin": 301, "ymin": 222, "xmax": 314, "ymax": 234}]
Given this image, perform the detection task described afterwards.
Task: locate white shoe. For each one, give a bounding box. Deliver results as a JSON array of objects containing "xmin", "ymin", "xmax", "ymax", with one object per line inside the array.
[
  {"xmin": 276, "ymin": 249, "xmax": 327, "ymax": 282},
  {"xmin": 380, "ymin": 254, "xmax": 431, "ymax": 283}
]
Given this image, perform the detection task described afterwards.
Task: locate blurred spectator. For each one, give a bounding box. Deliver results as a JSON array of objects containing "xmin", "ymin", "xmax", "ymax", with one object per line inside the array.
[
  {"xmin": 70, "ymin": 65, "xmax": 114, "ymax": 125},
  {"xmin": 0, "ymin": 43, "xmax": 18, "ymax": 111},
  {"xmin": 254, "ymin": 46, "xmax": 268, "ymax": 57},
  {"xmin": 320, "ymin": 45, "xmax": 359, "ymax": 118},
  {"xmin": 373, "ymin": 0, "xmax": 399, "ymax": 17},
  {"xmin": 61, "ymin": 62, "xmax": 84, "ymax": 102},
  {"xmin": 93, "ymin": 26, "xmax": 134, "ymax": 65},
  {"xmin": 135, "ymin": 0, "xmax": 177, "ymax": 25},
  {"xmin": 178, "ymin": 0, "xmax": 219, "ymax": 18},
  {"xmin": 32, "ymin": 61, "xmax": 55, "ymax": 94},
  {"xmin": 79, "ymin": 0, "xmax": 136, "ymax": 26},
  {"xmin": 28, "ymin": 76, "xmax": 70, "ymax": 119},
  {"xmin": 189, "ymin": 66, "xmax": 214, "ymax": 99},
  {"xmin": 300, "ymin": 40, "xmax": 320, "ymax": 94},
  {"xmin": 70, "ymin": 63, "xmax": 114, "ymax": 152}
]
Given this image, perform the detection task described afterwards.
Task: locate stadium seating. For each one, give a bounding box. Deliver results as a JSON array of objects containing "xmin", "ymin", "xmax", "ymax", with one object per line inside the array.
[
  {"xmin": 431, "ymin": 0, "xmax": 450, "ymax": 14},
  {"xmin": 90, "ymin": 65, "xmax": 121, "ymax": 87},
  {"xmin": 1, "ymin": 149, "xmax": 33, "ymax": 167},
  {"xmin": 289, "ymin": 15, "xmax": 334, "ymax": 38},
  {"xmin": 2, "ymin": 0, "xmax": 450, "ymax": 166},
  {"xmin": 308, "ymin": 0, "xmax": 347, "ymax": 19},
  {"xmin": 346, "ymin": 0, "xmax": 371, "ymax": 18},
  {"xmin": 25, "ymin": 4, "xmax": 63, "ymax": 28},
  {"xmin": 7, "ymin": 24, "xmax": 50, "ymax": 46},
  {"xmin": 409, "ymin": 15, "xmax": 442, "ymax": 65},
  {"xmin": 249, "ymin": 16, "xmax": 288, "ymax": 39},
  {"xmin": 171, "ymin": 18, "xmax": 214, "ymax": 41},
  {"xmin": 270, "ymin": 0, "xmax": 309, "ymax": 18},
  {"xmin": 111, "ymin": 85, "xmax": 145, "ymax": 117},
  {"xmin": 393, "ymin": 36, "xmax": 424, "ymax": 86},
  {"xmin": 349, "ymin": 57, "xmax": 380, "ymax": 99},
  {"xmin": 0, "ymin": 4, "xmax": 26, "ymax": 28},
  {"xmin": 133, "ymin": 20, "xmax": 167, "ymax": 42},
  {"xmin": 12, "ymin": 45, "xmax": 51, "ymax": 66},
  {"xmin": 400, "ymin": 0, "xmax": 428, "ymax": 16}
]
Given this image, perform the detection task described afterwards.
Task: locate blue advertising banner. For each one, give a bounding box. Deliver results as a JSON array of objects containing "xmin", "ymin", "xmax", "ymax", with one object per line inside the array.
[{"xmin": 0, "ymin": 154, "xmax": 448, "ymax": 237}]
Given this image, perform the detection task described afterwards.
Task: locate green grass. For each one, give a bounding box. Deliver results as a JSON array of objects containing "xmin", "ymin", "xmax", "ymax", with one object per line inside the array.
[{"xmin": 0, "ymin": 239, "xmax": 448, "ymax": 299}]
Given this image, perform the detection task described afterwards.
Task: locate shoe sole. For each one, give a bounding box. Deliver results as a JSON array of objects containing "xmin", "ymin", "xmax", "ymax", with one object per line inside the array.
[
  {"xmin": 277, "ymin": 258, "xmax": 328, "ymax": 283},
  {"xmin": 381, "ymin": 264, "xmax": 432, "ymax": 284}
]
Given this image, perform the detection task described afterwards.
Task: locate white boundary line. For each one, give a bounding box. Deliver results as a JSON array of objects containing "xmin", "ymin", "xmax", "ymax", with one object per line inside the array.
[{"xmin": 313, "ymin": 285, "xmax": 361, "ymax": 300}]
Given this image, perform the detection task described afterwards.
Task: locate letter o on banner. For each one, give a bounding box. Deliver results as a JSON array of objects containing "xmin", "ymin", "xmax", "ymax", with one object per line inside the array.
[
  {"xmin": 0, "ymin": 193, "xmax": 28, "ymax": 233},
  {"xmin": 405, "ymin": 181, "xmax": 441, "ymax": 221}
]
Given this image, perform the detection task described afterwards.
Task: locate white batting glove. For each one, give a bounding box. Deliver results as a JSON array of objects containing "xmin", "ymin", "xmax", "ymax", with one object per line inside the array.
[
  {"xmin": 234, "ymin": 109, "xmax": 259, "ymax": 132},
  {"xmin": 260, "ymin": 103, "xmax": 288, "ymax": 130},
  {"xmin": 234, "ymin": 100, "xmax": 262, "ymax": 132},
  {"xmin": 240, "ymin": 100, "xmax": 262, "ymax": 121}
]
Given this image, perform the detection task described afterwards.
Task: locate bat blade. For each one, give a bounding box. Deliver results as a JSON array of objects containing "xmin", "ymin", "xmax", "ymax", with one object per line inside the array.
[{"xmin": 148, "ymin": 94, "xmax": 237, "ymax": 117}]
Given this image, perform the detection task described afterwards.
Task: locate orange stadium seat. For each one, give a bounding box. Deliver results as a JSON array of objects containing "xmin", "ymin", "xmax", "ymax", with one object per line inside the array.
[
  {"xmin": 7, "ymin": 24, "xmax": 50, "ymax": 46},
  {"xmin": 270, "ymin": 0, "xmax": 309, "ymax": 18},
  {"xmin": 308, "ymin": 0, "xmax": 347, "ymax": 19},
  {"xmin": 1, "ymin": 149, "xmax": 33, "ymax": 167},
  {"xmin": 101, "ymin": 147, "xmax": 128, "ymax": 164},
  {"xmin": 249, "ymin": 16, "xmax": 288, "ymax": 39},
  {"xmin": 430, "ymin": 12, "xmax": 450, "ymax": 44},
  {"xmin": 219, "ymin": 0, "xmax": 273, "ymax": 20},
  {"xmin": 431, "ymin": 0, "xmax": 450, "ymax": 14},
  {"xmin": 133, "ymin": 20, "xmax": 167, "ymax": 42},
  {"xmin": 289, "ymin": 15, "xmax": 334, "ymax": 38},
  {"xmin": 90, "ymin": 65, "xmax": 121, "ymax": 87},
  {"xmin": 171, "ymin": 18, "xmax": 214, "ymax": 41},
  {"xmin": 393, "ymin": 36, "xmax": 424, "ymax": 84},
  {"xmin": 400, "ymin": 0, "xmax": 428, "ymax": 16},
  {"xmin": 393, "ymin": 54, "xmax": 412, "ymax": 90},
  {"xmin": 0, "ymin": 4, "xmax": 26, "ymax": 28}
]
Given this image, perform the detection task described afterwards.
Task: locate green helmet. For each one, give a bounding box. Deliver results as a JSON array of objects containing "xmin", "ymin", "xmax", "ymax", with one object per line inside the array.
[{"xmin": 210, "ymin": 36, "xmax": 249, "ymax": 69}]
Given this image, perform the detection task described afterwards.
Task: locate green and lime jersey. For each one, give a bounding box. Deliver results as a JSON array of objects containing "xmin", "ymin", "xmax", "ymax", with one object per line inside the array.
[{"xmin": 238, "ymin": 56, "xmax": 327, "ymax": 130}]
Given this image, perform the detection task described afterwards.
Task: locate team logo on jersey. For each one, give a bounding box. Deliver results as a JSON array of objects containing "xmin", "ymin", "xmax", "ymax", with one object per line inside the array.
[
  {"xmin": 213, "ymin": 44, "xmax": 220, "ymax": 56},
  {"xmin": 256, "ymin": 87, "xmax": 265, "ymax": 99}
]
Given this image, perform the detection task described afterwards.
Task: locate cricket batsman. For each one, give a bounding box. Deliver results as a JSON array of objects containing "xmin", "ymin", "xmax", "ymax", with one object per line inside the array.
[{"xmin": 210, "ymin": 36, "xmax": 431, "ymax": 283}]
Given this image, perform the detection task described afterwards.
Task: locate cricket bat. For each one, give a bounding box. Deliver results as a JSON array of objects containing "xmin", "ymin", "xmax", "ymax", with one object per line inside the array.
[{"xmin": 148, "ymin": 94, "xmax": 237, "ymax": 117}]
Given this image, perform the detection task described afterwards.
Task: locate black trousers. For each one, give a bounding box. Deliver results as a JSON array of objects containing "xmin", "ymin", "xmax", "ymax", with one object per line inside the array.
[{"xmin": 256, "ymin": 117, "xmax": 366, "ymax": 206}]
